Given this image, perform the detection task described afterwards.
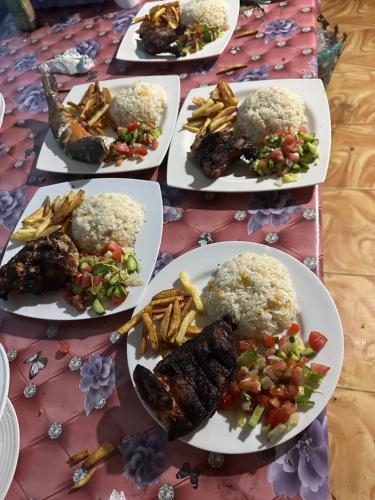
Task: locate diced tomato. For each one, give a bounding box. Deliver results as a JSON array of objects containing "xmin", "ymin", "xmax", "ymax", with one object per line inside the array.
[
  {"xmin": 256, "ymin": 394, "xmax": 271, "ymax": 408},
  {"xmin": 299, "ymin": 124, "xmax": 308, "ymax": 133},
  {"xmin": 283, "ymin": 135, "xmax": 298, "ymax": 152},
  {"xmin": 291, "ymin": 366, "xmax": 304, "ymax": 386},
  {"xmin": 278, "ymin": 336, "xmax": 290, "ymax": 352},
  {"xmin": 269, "ymin": 148, "xmax": 284, "ymax": 162},
  {"xmin": 104, "ymin": 241, "xmax": 122, "ymax": 254},
  {"xmin": 112, "ymin": 295, "xmax": 126, "ymax": 306},
  {"xmin": 149, "ymin": 138, "xmax": 159, "ymax": 150},
  {"xmin": 286, "ymin": 358, "xmax": 298, "ymax": 369},
  {"xmin": 284, "ymin": 384, "xmax": 298, "ymax": 398},
  {"xmin": 93, "ymin": 275, "xmax": 102, "ymax": 287},
  {"xmin": 79, "ymin": 272, "xmax": 92, "ymax": 289},
  {"xmin": 218, "ymin": 392, "xmax": 235, "ymax": 410},
  {"xmin": 281, "ymin": 399, "xmax": 297, "ymax": 416},
  {"xmin": 228, "ymin": 381, "xmax": 241, "ymax": 398},
  {"xmin": 269, "ymin": 386, "xmax": 285, "ymax": 397},
  {"xmin": 269, "ymin": 397, "xmax": 281, "ymax": 408},
  {"xmin": 288, "ymin": 322, "xmax": 301, "ymax": 335},
  {"xmin": 237, "ymin": 339, "xmax": 257, "ymax": 353},
  {"xmin": 126, "ymin": 122, "xmax": 139, "ymax": 131},
  {"xmin": 128, "ymin": 145, "xmax": 148, "ymax": 157},
  {"xmin": 236, "ymin": 366, "xmax": 250, "ymax": 381},
  {"xmin": 286, "ymin": 151, "xmax": 300, "ymax": 162},
  {"xmin": 72, "ymin": 294, "xmax": 85, "ymax": 312},
  {"xmin": 112, "ymin": 248, "xmax": 123, "ymax": 261},
  {"xmin": 297, "ymin": 355, "xmax": 309, "ymax": 367},
  {"xmin": 266, "ymin": 407, "xmax": 290, "ymax": 428},
  {"xmin": 265, "ymin": 347, "xmax": 276, "ymax": 357},
  {"xmin": 311, "ymin": 363, "xmax": 330, "ymax": 376},
  {"xmin": 114, "ymin": 142, "xmax": 130, "ymax": 154},
  {"xmin": 263, "ymin": 334, "xmax": 275, "ymax": 348},
  {"xmin": 270, "ymin": 360, "xmax": 287, "ymax": 376},
  {"xmin": 309, "ymin": 331, "xmax": 328, "ymax": 352},
  {"xmin": 238, "ymin": 376, "xmax": 261, "ymax": 393}
]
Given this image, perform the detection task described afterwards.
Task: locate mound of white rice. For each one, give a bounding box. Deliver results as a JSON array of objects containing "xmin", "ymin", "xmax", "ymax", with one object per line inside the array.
[
  {"xmin": 71, "ymin": 193, "xmax": 144, "ymax": 253},
  {"xmin": 203, "ymin": 253, "xmax": 298, "ymax": 337},
  {"xmin": 109, "ymin": 81, "xmax": 167, "ymax": 127},
  {"xmin": 180, "ymin": 0, "xmax": 228, "ymax": 28},
  {"xmin": 235, "ymin": 87, "xmax": 307, "ymax": 145}
]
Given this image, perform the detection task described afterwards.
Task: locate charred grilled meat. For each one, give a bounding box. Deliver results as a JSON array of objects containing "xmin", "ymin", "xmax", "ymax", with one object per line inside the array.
[
  {"xmin": 133, "ymin": 317, "xmax": 236, "ymax": 440},
  {"xmin": 191, "ymin": 130, "xmax": 259, "ymax": 179},
  {"xmin": 0, "ymin": 231, "xmax": 79, "ymax": 299},
  {"xmin": 138, "ymin": 21, "xmax": 183, "ymax": 57}
]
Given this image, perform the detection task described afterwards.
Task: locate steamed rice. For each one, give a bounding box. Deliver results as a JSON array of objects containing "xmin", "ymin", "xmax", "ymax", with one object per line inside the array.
[
  {"xmin": 71, "ymin": 193, "xmax": 144, "ymax": 253},
  {"xmin": 235, "ymin": 87, "xmax": 307, "ymax": 145},
  {"xmin": 180, "ymin": 0, "xmax": 228, "ymax": 28},
  {"xmin": 203, "ymin": 253, "xmax": 298, "ymax": 337},
  {"xmin": 109, "ymin": 81, "xmax": 167, "ymax": 127}
]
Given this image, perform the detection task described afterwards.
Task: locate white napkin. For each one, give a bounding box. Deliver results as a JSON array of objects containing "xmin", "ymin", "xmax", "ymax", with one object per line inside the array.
[{"xmin": 39, "ymin": 48, "xmax": 94, "ymax": 75}]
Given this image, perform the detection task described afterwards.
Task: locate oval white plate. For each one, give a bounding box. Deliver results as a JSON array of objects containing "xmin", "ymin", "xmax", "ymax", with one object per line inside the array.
[
  {"xmin": 127, "ymin": 242, "xmax": 344, "ymax": 454},
  {"xmin": 0, "ymin": 343, "xmax": 9, "ymax": 421},
  {"xmin": 167, "ymin": 79, "xmax": 331, "ymax": 192},
  {"xmin": 0, "ymin": 177, "xmax": 163, "ymax": 321},
  {"xmin": 36, "ymin": 75, "xmax": 180, "ymax": 175},
  {"xmin": 116, "ymin": 0, "xmax": 239, "ymax": 62},
  {"xmin": 0, "ymin": 399, "xmax": 19, "ymax": 498}
]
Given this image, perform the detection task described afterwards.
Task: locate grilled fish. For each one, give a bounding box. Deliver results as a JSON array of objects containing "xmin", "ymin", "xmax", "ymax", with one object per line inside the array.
[
  {"xmin": 42, "ymin": 73, "xmax": 111, "ymax": 164},
  {"xmin": 133, "ymin": 317, "xmax": 236, "ymax": 440}
]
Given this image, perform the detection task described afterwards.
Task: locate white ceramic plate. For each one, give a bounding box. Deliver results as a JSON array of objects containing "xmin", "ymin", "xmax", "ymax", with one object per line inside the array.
[
  {"xmin": 36, "ymin": 75, "xmax": 180, "ymax": 175},
  {"xmin": 127, "ymin": 242, "xmax": 343, "ymax": 454},
  {"xmin": 116, "ymin": 0, "xmax": 239, "ymax": 62},
  {"xmin": 0, "ymin": 178, "xmax": 163, "ymax": 321},
  {"xmin": 167, "ymin": 79, "xmax": 331, "ymax": 192},
  {"xmin": 0, "ymin": 399, "xmax": 20, "ymax": 499},
  {"xmin": 0, "ymin": 93, "xmax": 5, "ymax": 129},
  {"xmin": 0, "ymin": 343, "xmax": 9, "ymax": 421}
]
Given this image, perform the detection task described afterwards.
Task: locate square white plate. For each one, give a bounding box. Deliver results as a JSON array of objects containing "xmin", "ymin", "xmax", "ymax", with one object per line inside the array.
[
  {"xmin": 36, "ymin": 75, "xmax": 180, "ymax": 175},
  {"xmin": 167, "ymin": 79, "xmax": 331, "ymax": 192},
  {"xmin": 0, "ymin": 178, "xmax": 163, "ymax": 321},
  {"xmin": 116, "ymin": 0, "xmax": 239, "ymax": 62}
]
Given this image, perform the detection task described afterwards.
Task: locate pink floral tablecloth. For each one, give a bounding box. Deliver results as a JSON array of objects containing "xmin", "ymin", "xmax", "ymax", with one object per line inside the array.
[{"xmin": 0, "ymin": 1, "xmax": 329, "ymax": 499}]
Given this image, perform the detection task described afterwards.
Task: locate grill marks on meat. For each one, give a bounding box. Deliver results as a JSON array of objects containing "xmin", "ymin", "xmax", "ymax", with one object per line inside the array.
[
  {"xmin": 138, "ymin": 21, "xmax": 183, "ymax": 57},
  {"xmin": 0, "ymin": 231, "xmax": 79, "ymax": 299},
  {"xmin": 191, "ymin": 130, "xmax": 259, "ymax": 179},
  {"xmin": 133, "ymin": 318, "xmax": 236, "ymax": 440}
]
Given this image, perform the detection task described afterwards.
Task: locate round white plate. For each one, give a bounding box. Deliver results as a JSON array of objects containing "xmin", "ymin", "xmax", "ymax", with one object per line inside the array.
[
  {"xmin": 116, "ymin": 0, "xmax": 239, "ymax": 63},
  {"xmin": 0, "ymin": 177, "xmax": 163, "ymax": 321},
  {"xmin": 167, "ymin": 79, "xmax": 331, "ymax": 192},
  {"xmin": 36, "ymin": 75, "xmax": 180, "ymax": 175},
  {"xmin": 0, "ymin": 93, "xmax": 5, "ymax": 129},
  {"xmin": 0, "ymin": 399, "xmax": 20, "ymax": 498},
  {"xmin": 127, "ymin": 242, "xmax": 344, "ymax": 454},
  {"xmin": 0, "ymin": 343, "xmax": 9, "ymax": 421}
]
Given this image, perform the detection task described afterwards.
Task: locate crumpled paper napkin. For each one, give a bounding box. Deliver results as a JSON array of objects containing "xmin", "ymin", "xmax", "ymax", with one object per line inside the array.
[{"xmin": 39, "ymin": 48, "xmax": 94, "ymax": 75}]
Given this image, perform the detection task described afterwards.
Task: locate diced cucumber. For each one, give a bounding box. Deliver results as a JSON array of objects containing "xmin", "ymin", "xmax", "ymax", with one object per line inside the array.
[
  {"xmin": 298, "ymin": 131, "xmax": 315, "ymax": 142},
  {"xmin": 119, "ymin": 269, "xmax": 128, "ymax": 281},
  {"xmin": 248, "ymin": 404, "xmax": 264, "ymax": 428},
  {"xmin": 237, "ymin": 350, "xmax": 257, "ymax": 368},
  {"xmin": 79, "ymin": 261, "xmax": 92, "ymax": 271},
  {"xmin": 303, "ymin": 366, "xmax": 323, "ymax": 387},
  {"xmin": 237, "ymin": 411, "xmax": 247, "ymax": 428},
  {"xmin": 261, "ymin": 376, "xmax": 273, "ymax": 390},
  {"xmin": 92, "ymin": 263, "xmax": 111, "ymax": 275},
  {"xmin": 93, "ymin": 298, "xmax": 105, "ymax": 315},
  {"xmin": 126, "ymin": 255, "xmax": 138, "ymax": 273},
  {"xmin": 300, "ymin": 347, "xmax": 316, "ymax": 357},
  {"xmin": 275, "ymin": 349, "xmax": 287, "ymax": 360},
  {"xmin": 109, "ymin": 273, "xmax": 120, "ymax": 285},
  {"xmin": 298, "ymin": 399, "xmax": 315, "ymax": 408},
  {"xmin": 114, "ymin": 284, "xmax": 127, "ymax": 298},
  {"xmin": 268, "ymin": 416, "xmax": 298, "ymax": 442},
  {"xmin": 106, "ymin": 285, "xmax": 115, "ymax": 297}
]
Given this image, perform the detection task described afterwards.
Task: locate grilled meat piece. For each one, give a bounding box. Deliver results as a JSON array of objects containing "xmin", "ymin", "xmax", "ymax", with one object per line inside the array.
[
  {"xmin": 191, "ymin": 130, "xmax": 259, "ymax": 179},
  {"xmin": 0, "ymin": 231, "xmax": 79, "ymax": 299},
  {"xmin": 138, "ymin": 21, "xmax": 183, "ymax": 57},
  {"xmin": 133, "ymin": 317, "xmax": 236, "ymax": 440}
]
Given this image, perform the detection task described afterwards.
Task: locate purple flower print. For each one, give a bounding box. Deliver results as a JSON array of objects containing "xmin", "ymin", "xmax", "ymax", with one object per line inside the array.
[
  {"xmin": 0, "ymin": 14, "xmax": 21, "ymax": 41},
  {"xmin": 193, "ymin": 60, "xmax": 217, "ymax": 75},
  {"xmin": 152, "ymin": 252, "xmax": 174, "ymax": 279},
  {"xmin": 268, "ymin": 411, "xmax": 329, "ymax": 500},
  {"xmin": 160, "ymin": 182, "xmax": 186, "ymax": 206},
  {"xmin": 14, "ymin": 83, "xmax": 47, "ymax": 113},
  {"xmin": 264, "ymin": 18, "xmax": 300, "ymax": 43},
  {"xmin": 0, "ymin": 187, "xmax": 27, "ymax": 231},
  {"xmin": 308, "ymin": 58, "xmax": 318, "ymax": 77},
  {"xmin": 79, "ymin": 353, "xmax": 116, "ymax": 416},
  {"xmin": 51, "ymin": 13, "xmax": 81, "ymax": 33},
  {"xmin": 75, "ymin": 39, "xmax": 101, "ymax": 59},
  {"xmin": 236, "ymin": 64, "xmax": 269, "ymax": 82},
  {"xmin": 0, "ymin": 140, "xmax": 8, "ymax": 157},
  {"xmin": 163, "ymin": 206, "xmax": 182, "ymax": 224},
  {"xmin": 0, "ymin": 44, "xmax": 10, "ymax": 57},
  {"xmin": 112, "ymin": 9, "xmax": 138, "ymax": 34},
  {"xmin": 13, "ymin": 53, "xmax": 37, "ymax": 73},
  {"xmin": 248, "ymin": 190, "xmax": 302, "ymax": 234}
]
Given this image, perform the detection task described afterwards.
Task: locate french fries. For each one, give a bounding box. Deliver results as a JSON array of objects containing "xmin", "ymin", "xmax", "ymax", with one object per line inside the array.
[
  {"xmin": 115, "ymin": 280, "xmax": 205, "ymax": 355},
  {"xmin": 11, "ymin": 190, "xmax": 85, "ymax": 243},
  {"xmin": 184, "ymin": 81, "xmax": 239, "ymax": 137}
]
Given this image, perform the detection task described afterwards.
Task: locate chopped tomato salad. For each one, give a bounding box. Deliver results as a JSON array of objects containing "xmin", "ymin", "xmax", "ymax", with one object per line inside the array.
[{"xmin": 219, "ymin": 325, "xmax": 330, "ymax": 442}]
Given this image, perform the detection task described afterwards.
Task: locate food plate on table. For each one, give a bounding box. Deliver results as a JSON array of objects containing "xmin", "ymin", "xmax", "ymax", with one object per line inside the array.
[
  {"xmin": 0, "ymin": 177, "xmax": 163, "ymax": 321},
  {"xmin": 0, "ymin": 399, "xmax": 19, "ymax": 498},
  {"xmin": 167, "ymin": 79, "xmax": 331, "ymax": 192},
  {"xmin": 116, "ymin": 0, "xmax": 239, "ymax": 62},
  {"xmin": 127, "ymin": 242, "xmax": 343, "ymax": 454},
  {"xmin": 0, "ymin": 343, "xmax": 9, "ymax": 421},
  {"xmin": 36, "ymin": 75, "xmax": 180, "ymax": 175}
]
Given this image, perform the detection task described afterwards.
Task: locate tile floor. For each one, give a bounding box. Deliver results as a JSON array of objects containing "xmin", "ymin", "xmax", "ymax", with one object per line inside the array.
[{"xmin": 321, "ymin": 1, "xmax": 375, "ymax": 499}]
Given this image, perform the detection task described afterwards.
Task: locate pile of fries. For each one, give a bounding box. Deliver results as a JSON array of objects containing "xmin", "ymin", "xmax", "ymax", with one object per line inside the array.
[
  {"xmin": 117, "ymin": 272, "xmax": 204, "ymax": 355},
  {"xmin": 67, "ymin": 81, "xmax": 112, "ymax": 136},
  {"xmin": 11, "ymin": 190, "xmax": 85, "ymax": 243},
  {"xmin": 133, "ymin": 1, "xmax": 180, "ymax": 29},
  {"xmin": 184, "ymin": 81, "xmax": 239, "ymax": 136}
]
